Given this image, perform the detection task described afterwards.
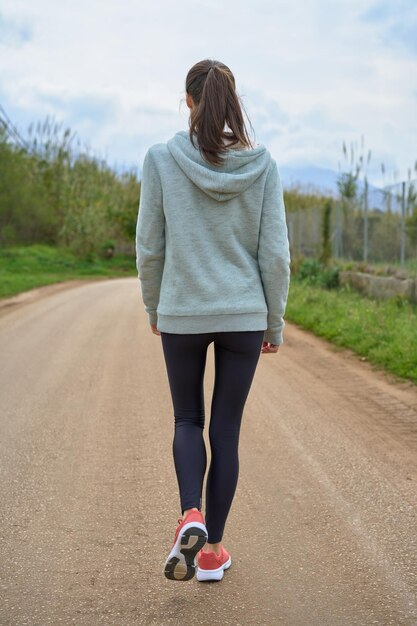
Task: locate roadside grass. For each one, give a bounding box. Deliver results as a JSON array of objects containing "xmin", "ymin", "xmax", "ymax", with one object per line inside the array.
[
  {"xmin": 286, "ymin": 279, "xmax": 417, "ymax": 384},
  {"xmin": 0, "ymin": 244, "xmax": 135, "ymax": 298},
  {"xmin": 2, "ymin": 245, "xmax": 416, "ymax": 384}
]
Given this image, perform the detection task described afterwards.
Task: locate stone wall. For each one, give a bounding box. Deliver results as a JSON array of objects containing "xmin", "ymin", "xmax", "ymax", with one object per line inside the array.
[{"xmin": 339, "ymin": 271, "xmax": 417, "ymax": 303}]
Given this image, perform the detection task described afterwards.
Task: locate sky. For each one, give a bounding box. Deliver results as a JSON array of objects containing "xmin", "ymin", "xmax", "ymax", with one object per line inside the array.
[{"xmin": 0, "ymin": 0, "xmax": 416, "ymax": 187}]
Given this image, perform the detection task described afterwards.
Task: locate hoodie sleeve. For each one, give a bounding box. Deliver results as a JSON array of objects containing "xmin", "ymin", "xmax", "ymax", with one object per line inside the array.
[
  {"xmin": 258, "ymin": 159, "xmax": 291, "ymax": 345},
  {"xmin": 135, "ymin": 148, "xmax": 165, "ymax": 326}
]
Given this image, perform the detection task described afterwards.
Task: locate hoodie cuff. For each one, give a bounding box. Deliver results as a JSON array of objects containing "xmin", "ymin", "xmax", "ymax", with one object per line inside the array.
[
  {"xmin": 148, "ymin": 310, "xmax": 158, "ymax": 326},
  {"xmin": 264, "ymin": 329, "xmax": 283, "ymax": 346}
]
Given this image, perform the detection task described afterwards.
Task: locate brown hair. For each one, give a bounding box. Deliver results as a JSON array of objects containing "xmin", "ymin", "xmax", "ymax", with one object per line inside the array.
[{"xmin": 185, "ymin": 59, "xmax": 255, "ymax": 166}]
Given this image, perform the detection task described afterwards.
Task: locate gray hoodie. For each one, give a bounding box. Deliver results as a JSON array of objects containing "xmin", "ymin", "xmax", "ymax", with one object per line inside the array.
[{"xmin": 135, "ymin": 129, "xmax": 291, "ymax": 344}]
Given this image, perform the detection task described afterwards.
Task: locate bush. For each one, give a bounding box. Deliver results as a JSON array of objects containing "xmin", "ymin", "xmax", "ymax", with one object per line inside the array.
[
  {"xmin": 295, "ymin": 258, "xmax": 340, "ymax": 289},
  {"xmin": 290, "ymin": 254, "xmax": 306, "ymax": 276},
  {"xmin": 320, "ymin": 266, "xmax": 340, "ymax": 289},
  {"xmin": 100, "ymin": 239, "xmax": 116, "ymax": 259},
  {"xmin": 297, "ymin": 258, "xmax": 323, "ymax": 281}
]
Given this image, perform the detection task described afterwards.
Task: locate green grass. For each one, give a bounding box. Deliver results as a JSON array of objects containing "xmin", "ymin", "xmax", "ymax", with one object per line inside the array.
[
  {"xmin": 0, "ymin": 244, "xmax": 136, "ymax": 298},
  {"xmin": 2, "ymin": 245, "xmax": 416, "ymax": 384},
  {"xmin": 286, "ymin": 279, "xmax": 417, "ymax": 384}
]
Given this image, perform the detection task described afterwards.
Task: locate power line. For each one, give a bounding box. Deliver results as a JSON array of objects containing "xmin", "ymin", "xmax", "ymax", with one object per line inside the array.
[
  {"xmin": 0, "ymin": 103, "xmax": 29, "ymax": 151},
  {"xmin": 0, "ymin": 115, "xmax": 22, "ymax": 147}
]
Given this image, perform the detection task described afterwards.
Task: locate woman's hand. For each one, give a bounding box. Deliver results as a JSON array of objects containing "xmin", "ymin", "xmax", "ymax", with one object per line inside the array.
[
  {"xmin": 150, "ymin": 323, "xmax": 161, "ymax": 336},
  {"xmin": 261, "ymin": 341, "xmax": 279, "ymax": 353}
]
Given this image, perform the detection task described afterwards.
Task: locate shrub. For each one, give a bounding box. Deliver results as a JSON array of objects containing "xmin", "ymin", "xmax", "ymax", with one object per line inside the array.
[
  {"xmin": 320, "ymin": 266, "xmax": 340, "ymax": 289},
  {"xmin": 297, "ymin": 258, "xmax": 323, "ymax": 281},
  {"xmin": 290, "ymin": 254, "xmax": 306, "ymax": 276},
  {"xmin": 100, "ymin": 239, "xmax": 116, "ymax": 259},
  {"xmin": 295, "ymin": 258, "xmax": 340, "ymax": 289}
]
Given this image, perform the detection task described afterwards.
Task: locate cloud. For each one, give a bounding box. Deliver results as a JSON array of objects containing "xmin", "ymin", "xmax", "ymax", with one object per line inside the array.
[
  {"xmin": 38, "ymin": 92, "xmax": 117, "ymax": 126},
  {"xmin": 0, "ymin": 12, "xmax": 32, "ymax": 46},
  {"xmin": 359, "ymin": 0, "xmax": 417, "ymax": 56},
  {"xmin": 0, "ymin": 0, "xmax": 416, "ymax": 184}
]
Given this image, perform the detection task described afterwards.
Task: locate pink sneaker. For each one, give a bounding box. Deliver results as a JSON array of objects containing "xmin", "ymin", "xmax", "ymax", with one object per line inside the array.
[
  {"xmin": 196, "ymin": 544, "xmax": 232, "ymax": 581},
  {"xmin": 163, "ymin": 509, "xmax": 208, "ymax": 581}
]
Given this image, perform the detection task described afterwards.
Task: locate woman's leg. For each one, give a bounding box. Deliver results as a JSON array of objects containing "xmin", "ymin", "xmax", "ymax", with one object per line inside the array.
[
  {"xmin": 204, "ymin": 330, "xmax": 264, "ymax": 544},
  {"xmin": 160, "ymin": 332, "xmax": 212, "ymax": 515}
]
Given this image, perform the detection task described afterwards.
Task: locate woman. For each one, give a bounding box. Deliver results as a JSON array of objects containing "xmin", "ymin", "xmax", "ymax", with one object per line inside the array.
[{"xmin": 135, "ymin": 59, "xmax": 291, "ymax": 582}]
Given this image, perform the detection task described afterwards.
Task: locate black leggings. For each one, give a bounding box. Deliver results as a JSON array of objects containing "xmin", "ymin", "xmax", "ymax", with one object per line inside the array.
[{"xmin": 160, "ymin": 330, "xmax": 264, "ymax": 544}]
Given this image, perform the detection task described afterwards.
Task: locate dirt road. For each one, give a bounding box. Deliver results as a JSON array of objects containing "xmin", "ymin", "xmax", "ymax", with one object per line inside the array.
[{"xmin": 0, "ymin": 277, "xmax": 416, "ymax": 626}]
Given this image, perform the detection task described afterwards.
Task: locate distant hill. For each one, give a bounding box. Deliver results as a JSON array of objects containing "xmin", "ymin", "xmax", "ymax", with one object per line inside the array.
[{"xmin": 279, "ymin": 165, "xmax": 392, "ymax": 212}]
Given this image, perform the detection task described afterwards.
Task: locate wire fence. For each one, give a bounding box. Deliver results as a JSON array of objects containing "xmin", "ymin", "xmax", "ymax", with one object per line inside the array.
[
  {"xmin": 287, "ymin": 178, "xmax": 417, "ymax": 270},
  {"xmin": 3, "ymin": 101, "xmax": 416, "ymax": 268}
]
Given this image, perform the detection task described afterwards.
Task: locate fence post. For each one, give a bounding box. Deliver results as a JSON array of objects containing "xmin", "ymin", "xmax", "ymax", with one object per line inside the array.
[
  {"xmin": 364, "ymin": 176, "xmax": 368, "ymax": 262},
  {"xmin": 400, "ymin": 181, "xmax": 406, "ymax": 266},
  {"xmin": 297, "ymin": 209, "xmax": 302, "ymax": 256},
  {"xmin": 335, "ymin": 200, "xmax": 340, "ymax": 259}
]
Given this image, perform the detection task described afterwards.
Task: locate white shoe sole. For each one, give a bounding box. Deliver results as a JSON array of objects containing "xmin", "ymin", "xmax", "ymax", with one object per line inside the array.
[
  {"xmin": 196, "ymin": 555, "xmax": 232, "ymax": 581},
  {"xmin": 163, "ymin": 521, "xmax": 208, "ymax": 581}
]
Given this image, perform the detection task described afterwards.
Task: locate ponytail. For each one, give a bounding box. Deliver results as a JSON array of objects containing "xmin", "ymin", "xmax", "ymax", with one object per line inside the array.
[{"xmin": 185, "ymin": 59, "xmax": 255, "ymax": 166}]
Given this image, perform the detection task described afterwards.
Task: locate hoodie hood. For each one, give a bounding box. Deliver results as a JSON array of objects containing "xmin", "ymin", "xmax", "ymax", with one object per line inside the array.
[{"xmin": 167, "ymin": 129, "xmax": 271, "ymax": 202}]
